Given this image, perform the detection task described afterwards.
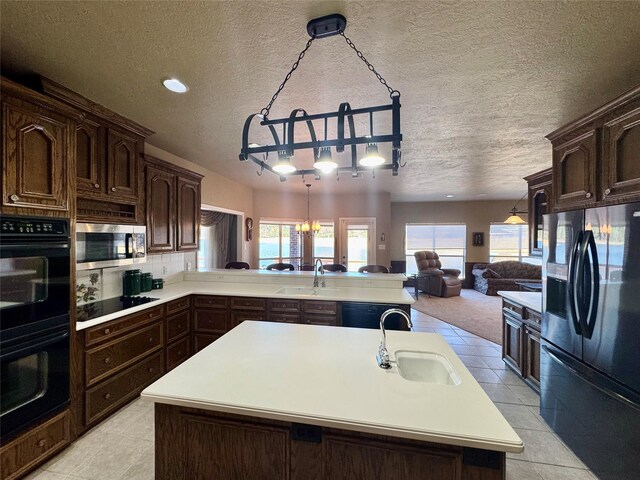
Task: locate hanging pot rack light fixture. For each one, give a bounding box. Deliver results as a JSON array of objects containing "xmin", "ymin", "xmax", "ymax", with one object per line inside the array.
[
  {"xmin": 504, "ymin": 192, "xmax": 528, "ymax": 225},
  {"xmin": 239, "ymin": 13, "xmax": 404, "ymax": 182},
  {"xmin": 296, "ymin": 184, "xmax": 321, "ymax": 236}
]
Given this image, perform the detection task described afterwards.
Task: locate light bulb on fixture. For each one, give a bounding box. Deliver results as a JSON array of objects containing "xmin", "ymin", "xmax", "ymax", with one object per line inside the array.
[
  {"xmin": 359, "ymin": 143, "xmax": 385, "ymax": 167},
  {"xmin": 272, "ymin": 151, "xmax": 297, "ymax": 174},
  {"xmin": 314, "ymin": 147, "xmax": 338, "ymax": 173},
  {"xmin": 504, "ymin": 192, "xmax": 528, "ymax": 224}
]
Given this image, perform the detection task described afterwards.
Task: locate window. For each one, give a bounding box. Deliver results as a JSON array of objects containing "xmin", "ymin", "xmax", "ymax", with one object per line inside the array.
[
  {"xmin": 312, "ymin": 222, "xmax": 335, "ymax": 265},
  {"xmin": 405, "ymin": 224, "xmax": 466, "ymax": 275},
  {"xmin": 258, "ymin": 221, "xmax": 303, "ymax": 269},
  {"xmin": 489, "ymin": 224, "xmax": 540, "ymax": 265}
]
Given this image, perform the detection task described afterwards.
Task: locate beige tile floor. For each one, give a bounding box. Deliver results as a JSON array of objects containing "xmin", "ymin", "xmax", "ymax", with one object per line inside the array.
[{"xmin": 26, "ymin": 309, "xmax": 598, "ymax": 480}]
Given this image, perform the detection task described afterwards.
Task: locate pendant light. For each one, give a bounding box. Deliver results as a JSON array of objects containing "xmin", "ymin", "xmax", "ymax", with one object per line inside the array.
[
  {"xmin": 360, "ymin": 143, "xmax": 385, "ymax": 167},
  {"xmin": 504, "ymin": 192, "xmax": 528, "ymax": 224},
  {"xmin": 295, "ymin": 184, "xmax": 321, "ymax": 236},
  {"xmin": 313, "ymin": 118, "xmax": 338, "ymax": 173},
  {"xmin": 272, "ymin": 151, "xmax": 297, "ymax": 174}
]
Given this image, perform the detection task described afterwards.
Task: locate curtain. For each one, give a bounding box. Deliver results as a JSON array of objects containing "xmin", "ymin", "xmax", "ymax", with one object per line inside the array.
[{"xmin": 201, "ymin": 210, "xmax": 237, "ymax": 268}]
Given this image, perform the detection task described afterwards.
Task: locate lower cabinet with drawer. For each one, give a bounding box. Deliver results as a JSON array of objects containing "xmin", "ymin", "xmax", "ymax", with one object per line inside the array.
[
  {"xmin": 81, "ymin": 307, "xmax": 166, "ymax": 429},
  {"xmin": 501, "ymin": 298, "xmax": 541, "ymax": 392},
  {"xmin": 0, "ymin": 410, "xmax": 71, "ymax": 480},
  {"xmin": 165, "ymin": 297, "xmax": 191, "ymax": 371},
  {"xmin": 192, "ymin": 295, "xmax": 229, "ymax": 353}
]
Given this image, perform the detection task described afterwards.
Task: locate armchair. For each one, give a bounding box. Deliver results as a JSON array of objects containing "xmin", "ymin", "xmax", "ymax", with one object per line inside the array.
[{"xmin": 413, "ymin": 251, "xmax": 462, "ymax": 298}]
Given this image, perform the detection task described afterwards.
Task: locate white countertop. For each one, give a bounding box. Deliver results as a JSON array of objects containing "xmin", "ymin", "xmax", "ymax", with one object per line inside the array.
[
  {"xmin": 141, "ymin": 321, "xmax": 523, "ymax": 453},
  {"xmin": 76, "ymin": 277, "xmax": 414, "ymax": 331},
  {"xmin": 498, "ymin": 291, "xmax": 542, "ymax": 313}
]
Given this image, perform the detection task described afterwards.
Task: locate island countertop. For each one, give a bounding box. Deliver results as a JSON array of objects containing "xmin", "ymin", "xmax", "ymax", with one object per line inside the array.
[
  {"xmin": 141, "ymin": 321, "xmax": 523, "ymax": 453},
  {"xmin": 76, "ymin": 270, "xmax": 413, "ymax": 330},
  {"xmin": 498, "ymin": 290, "xmax": 542, "ymax": 313}
]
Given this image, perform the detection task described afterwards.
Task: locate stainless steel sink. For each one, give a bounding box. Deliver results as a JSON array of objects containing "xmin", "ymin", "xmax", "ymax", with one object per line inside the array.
[{"xmin": 394, "ymin": 350, "xmax": 461, "ymax": 385}]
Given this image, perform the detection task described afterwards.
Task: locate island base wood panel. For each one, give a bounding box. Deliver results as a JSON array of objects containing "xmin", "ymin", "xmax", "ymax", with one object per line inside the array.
[{"xmin": 154, "ymin": 404, "xmax": 505, "ymax": 480}]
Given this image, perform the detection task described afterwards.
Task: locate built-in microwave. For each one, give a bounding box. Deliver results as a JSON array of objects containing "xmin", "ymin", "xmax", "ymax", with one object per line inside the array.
[{"xmin": 76, "ymin": 224, "xmax": 146, "ymax": 270}]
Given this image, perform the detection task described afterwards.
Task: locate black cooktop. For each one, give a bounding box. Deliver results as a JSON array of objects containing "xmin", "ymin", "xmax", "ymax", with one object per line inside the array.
[{"xmin": 77, "ymin": 296, "xmax": 159, "ymax": 322}]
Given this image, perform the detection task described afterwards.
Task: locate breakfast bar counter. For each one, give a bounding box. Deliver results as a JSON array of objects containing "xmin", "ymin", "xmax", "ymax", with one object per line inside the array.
[{"xmin": 142, "ymin": 321, "xmax": 522, "ymax": 479}]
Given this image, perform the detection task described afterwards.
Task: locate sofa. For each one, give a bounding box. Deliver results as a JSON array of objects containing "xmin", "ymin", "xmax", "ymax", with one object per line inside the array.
[
  {"xmin": 471, "ymin": 261, "xmax": 542, "ymax": 296},
  {"xmin": 414, "ymin": 251, "xmax": 462, "ymax": 298}
]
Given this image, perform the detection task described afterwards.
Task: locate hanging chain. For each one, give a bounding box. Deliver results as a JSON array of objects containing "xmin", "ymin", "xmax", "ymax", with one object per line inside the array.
[
  {"xmin": 340, "ymin": 31, "xmax": 399, "ymax": 98},
  {"xmin": 260, "ymin": 36, "xmax": 316, "ymax": 118}
]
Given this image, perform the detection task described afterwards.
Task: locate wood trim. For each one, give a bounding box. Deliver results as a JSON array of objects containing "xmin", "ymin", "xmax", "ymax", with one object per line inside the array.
[
  {"xmin": 38, "ymin": 76, "xmax": 154, "ymax": 137},
  {"xmin": 145, "ymin": 154, "xmax": 203, "ymax": 181},
  {"xmin": 546, "ymin": 83, "xmax": 640, "ymax": 141},
  {"xmin": 1, "ymin": 77, "xmax": 83, "ymax": 120}
]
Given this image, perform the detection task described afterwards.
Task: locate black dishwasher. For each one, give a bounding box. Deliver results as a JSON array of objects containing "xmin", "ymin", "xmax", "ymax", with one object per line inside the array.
[{"xmin": 341, "ymin": 303, "xmax": 409, "ymax": 331}]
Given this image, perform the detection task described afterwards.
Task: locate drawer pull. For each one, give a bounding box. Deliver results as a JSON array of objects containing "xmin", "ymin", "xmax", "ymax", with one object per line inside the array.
[
  {"xmin": 10, "ymin": 194, "xmax": 19, "ymax": 202},
  {"xmin": 37, "ymin": 439, "xmax": 46, "ymax": 448},
  {"xmin": 148, "ymin": 367, "xmax": 154, "ymax": 373},
  {"xmin": 178, "ymin": 350, "xmax": 182, "ymax": 355},
  {"xmin": 104, "ymin": 328, "xmax": 110, "ymax": 334},
  {"xmin": 94, "ymin": 183, "xmax": 100, "ymax": 189},
  {"xmin": 585, "ymin": 192, "xmax": 592, "ymax": 199},
  {"xmin": 148, "ymin": 337, "xmax": 154, "ymax": 343},
  {"xmin": 104, "ymin": 393, "xmax": 111, "ymax": 400},
  {"xmin": 111, "ymin": 187, "xmax": 117, "ymax": 192},
  {"xmin": 605, "ymin": 188, "xmax": 611, "ymax": 196},
  {"xmin": 149, "ymin": 313, "xmax": 154, "ymax": 318},
  {"xmin": 177, "ymin": 324, "xmax": 182, "ymax": 329},
  {"xmin": 104, "ymin": 357, "xmax": 111, "ymax": 364}
]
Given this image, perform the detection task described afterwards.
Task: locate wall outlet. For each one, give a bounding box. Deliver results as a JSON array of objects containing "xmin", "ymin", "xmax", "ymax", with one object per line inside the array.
[
  {"xmin": 162, "ymin": 265, "xmax": 168, "ymax": 275},
  {"xmin": 186, "ymin": 262, "xmax": 192, "ymax": 271}
]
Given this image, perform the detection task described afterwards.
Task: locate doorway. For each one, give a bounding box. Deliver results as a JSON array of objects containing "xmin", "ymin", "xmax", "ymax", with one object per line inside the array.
[
  {"xmin": 339, "ymin": 218, "xmax": 376, "ymax": 272},
  {"xmin": 198, "ymin": 204, "xmax": 245, "ymax": 269}
]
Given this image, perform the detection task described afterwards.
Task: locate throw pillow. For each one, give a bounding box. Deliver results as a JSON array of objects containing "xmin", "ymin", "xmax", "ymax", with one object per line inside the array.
[{"xmin": 483, "ymin": 268, "xmax": 501, "ymax": 279}]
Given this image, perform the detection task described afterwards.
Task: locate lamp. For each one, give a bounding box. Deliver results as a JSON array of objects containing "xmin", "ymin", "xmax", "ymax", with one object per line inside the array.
[
  {"xmin": 504, "ymin": 192, "xmax": 528, "ymax": 224},
  {"xmin": 296, "ymin": 184, "xmax": 321, "ymax": 236},
  {"xmin": 239, "ymin": 13, "xmax": 405, "ymax": 181}
]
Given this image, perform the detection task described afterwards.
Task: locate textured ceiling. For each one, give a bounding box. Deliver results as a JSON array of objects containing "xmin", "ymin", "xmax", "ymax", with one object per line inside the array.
[{"xmin": 2, "ymin": 1, "xmax": 640, "ymax": 201}]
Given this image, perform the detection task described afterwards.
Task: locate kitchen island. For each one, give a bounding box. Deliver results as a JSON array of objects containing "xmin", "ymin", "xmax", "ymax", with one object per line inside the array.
[{"xmin": 142, "ymin": 321, "xmax": 522, "ymax": 479}]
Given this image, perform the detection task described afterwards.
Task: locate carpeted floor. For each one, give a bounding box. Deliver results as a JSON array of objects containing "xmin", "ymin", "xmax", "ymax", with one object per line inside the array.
[{"xmin": 410, "ymin": 288, "xmax": 503, "ymax": 345}]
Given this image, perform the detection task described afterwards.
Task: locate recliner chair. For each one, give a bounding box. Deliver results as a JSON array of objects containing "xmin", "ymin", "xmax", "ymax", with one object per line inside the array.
[{"xmin": 413, "ymin": 251, "xmax": 462, "ymax": 298}]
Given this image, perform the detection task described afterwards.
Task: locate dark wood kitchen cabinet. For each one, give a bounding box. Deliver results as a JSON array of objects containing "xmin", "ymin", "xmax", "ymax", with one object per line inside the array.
[
  {"xmin": 547, "ymin": 84, "xmax": 640, "ymax": 211},
  {"xmin": 38, "ymin": 76, "xmax": 154, "ymax": 224},
  {"xmin": 1, "ymin": 78, "xmax": 78, "ymax": 215},
  {"xmin": 501, "ymin": 298, "xmax": 541, "ymax": 393},
  {"xmin": 165, "ymin": 297, "xmax": 191, "ymax": 371},
  {"xmin": 145, "ymin": 155, "xmax": 202, "ymax": 254},
  {"xmin": 524, "ymin": 168, "xmax": 552, "ymax": 257},
  {"xmin": 0, "ymin": 410, "xmax": 71, "ymax": 480}
]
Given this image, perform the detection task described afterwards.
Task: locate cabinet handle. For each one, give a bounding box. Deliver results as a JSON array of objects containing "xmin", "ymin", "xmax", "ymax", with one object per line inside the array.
[
  {"xmin": 585, "ymin": 192, "xmax": 592, "ymax": 199},
  {"xmin": 104, "ymin": 357, "xmax": 111, "ymax": 364},
  {"xmin": 111, "ymin": 187, "xmax": 117, "ymax": 192},
  {"xmin": 94, "ymin": 183, "xmax": 100, "ymax": 189},
  {"xmin": 177, "ymin": 324, "xmax": 182, "ymax": 329},
  {"xmin": 9, "ymin": 194, "xmax": 19, "ymax": 202},
  {"xmin": 149, "ymin": 337, "xmax": 154, "ymax": 343},
  {"xmin": 104, "ymin": 328, "xmax": 110, "ymax": 335},
  {"xmin": 37, "ymin": 439, "xmax": 46, "ymax": 448},
  {"xmin": 104, "ymin": 393, "xmax": 111, "ymax": 400},
  {"xmin": 604, "ymin": 188, "xmax": 611, "ymax": 196},
  {"xmin": 148, "ymin": 367, "xmax": 154, "ymax": 373}
]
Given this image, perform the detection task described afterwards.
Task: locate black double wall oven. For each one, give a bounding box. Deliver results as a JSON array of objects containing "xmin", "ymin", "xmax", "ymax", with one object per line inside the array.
[{"xmin": 0, "ymin": 215, "xmax": 71, "ymax": 443}]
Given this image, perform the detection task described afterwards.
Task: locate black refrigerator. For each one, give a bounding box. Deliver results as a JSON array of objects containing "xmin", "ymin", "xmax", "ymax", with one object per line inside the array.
[{"xmin": 541, "ymin": 202, "xmax": 640, "ymax": 480}]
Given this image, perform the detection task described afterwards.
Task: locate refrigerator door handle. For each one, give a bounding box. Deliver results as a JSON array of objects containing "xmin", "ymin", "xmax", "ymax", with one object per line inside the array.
[
  {"xmin": 582, "ymin": 230, "xmax": 599, "ymax": 339},
  {"xmin": 567, "ymin": 231, "xmax": 584, "ymax": 335}
]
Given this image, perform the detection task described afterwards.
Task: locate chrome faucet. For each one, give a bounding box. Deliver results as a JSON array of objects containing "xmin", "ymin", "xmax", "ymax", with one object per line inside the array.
[
  {"xmin": 312, "ymin": 259, "xmax": 325, "ymax": 288},
  {"xmin": 377, "ymin": 308, "xmax": 413, "ymax": 369}
]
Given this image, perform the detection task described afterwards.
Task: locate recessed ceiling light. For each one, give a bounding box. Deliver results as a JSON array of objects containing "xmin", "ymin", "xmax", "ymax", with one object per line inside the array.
[
  {"xmin": 162, "ymin": 78, "xmax": 188, "ymax": 93},
  {"xmin": 445, "ymin": 194, "xmax": 454, "ymax": 198}
]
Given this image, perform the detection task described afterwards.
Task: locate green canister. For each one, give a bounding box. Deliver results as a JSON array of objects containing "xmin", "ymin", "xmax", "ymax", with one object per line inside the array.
[
  {"xmin": 123, "ymin": 269, "xmax": 141, "ymax": 296},
  {"xmin": 141, "ymin": 272, "xmax": 153, "ymax": 292}
]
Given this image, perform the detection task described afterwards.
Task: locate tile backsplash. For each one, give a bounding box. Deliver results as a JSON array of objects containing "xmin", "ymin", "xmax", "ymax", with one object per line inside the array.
[{"xmin": 76, "ymin": 251, "xmax": 196, "ymax": 305}]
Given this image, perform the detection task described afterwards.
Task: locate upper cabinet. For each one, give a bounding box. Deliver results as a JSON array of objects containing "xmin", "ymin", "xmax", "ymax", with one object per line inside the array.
[
  {"xmin": 38, "ymin": 77, "xmax": 154, "ymax": 224},
  {"xmin": 1, "ymin": 78, "xmax": 79, "ymax": 216},
  {"xmin": 547, "ymin": 84, "xmax": 640, "ymax": 211},
  {"xmin": 524, "ymin": 168, "xmax": 552, "ymax": 257},
  {"xmin": 145, "ymin": 156, "xmax": 202, "ymax": 254}
]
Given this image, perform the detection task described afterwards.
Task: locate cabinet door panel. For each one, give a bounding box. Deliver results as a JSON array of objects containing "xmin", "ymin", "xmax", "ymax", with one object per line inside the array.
[
  {"xmin": 502, "ymin": 312, "xmax": 523, "ymax": 374},
  {"xmin": 75, "ymin": 120, "xmax": 103, "ymax": 193},
  {"xmin": 525, "ymin": 326, "xmax": 541, "ymax": 392},
  {"xmin": 107, "ymin": 129, "xmax": 139, "ymax": 200},
  {"xmin": 146, "ymin": 167, "xmax": 175, "ymax": 253},
  {"xmin": 602, "ymin": 107, "xmax": 640, "ymax": 202},
  {"xmin": 552, "ymin": 130, "xmax": 597, "ymax": 210},
  {"xmin": 177, "ymin": 177, "xmax": 200, "ymax": 251},
  {"xmin": 2, "ymin": 102, "xmax": 69, "ymax": 211}
]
